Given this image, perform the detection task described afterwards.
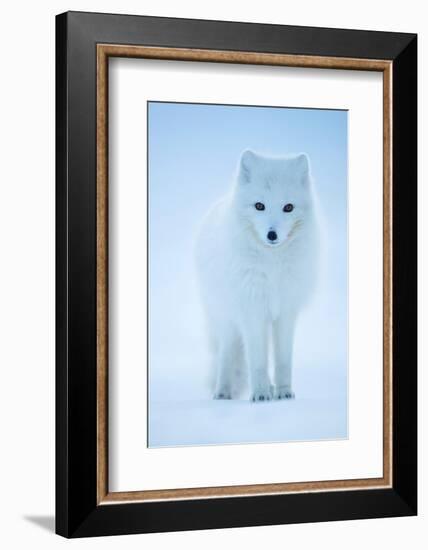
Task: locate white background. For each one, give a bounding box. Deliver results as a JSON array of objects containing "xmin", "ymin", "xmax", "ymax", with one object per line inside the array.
[
  {"xmin": 0, "ymin": 1, "xmax": 425, "ymax": 548},
  {"xmin": 110, "ymin": 60, "xmax": 383, "ymax": 491}
]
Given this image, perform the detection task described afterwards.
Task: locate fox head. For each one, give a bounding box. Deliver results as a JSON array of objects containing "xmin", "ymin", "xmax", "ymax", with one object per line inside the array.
[{"xmin": 234, "ymin": 150, "xmax": 314, "ymax": 247}]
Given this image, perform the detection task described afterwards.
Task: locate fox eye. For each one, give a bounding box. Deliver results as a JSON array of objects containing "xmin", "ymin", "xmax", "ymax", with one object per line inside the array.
[
  {"xmin": 283, "ymin": 203, "xmax": 294, "ymax": 213},
  {"xmin": 255, "ymin": 202, "xmax": 265, "ymax": 211}
]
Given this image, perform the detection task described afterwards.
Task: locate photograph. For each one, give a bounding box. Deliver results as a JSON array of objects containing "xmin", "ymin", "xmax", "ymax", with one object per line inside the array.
[{"xmin": 148, "ymin": 101, "xmax": 348, "ymax": 448}]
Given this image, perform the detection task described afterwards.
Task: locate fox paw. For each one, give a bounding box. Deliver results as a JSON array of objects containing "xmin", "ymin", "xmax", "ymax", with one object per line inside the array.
[
  {"xmin": 214, "ymin": 389, "xmax": 232, "ymax": 400},
  {"xmin": 275, "ymin": 386, "xmax": 295, "ymax": 400},
  {"xmin": 250, "ymin": 386, "xmax": 273, "ymax": 402}
]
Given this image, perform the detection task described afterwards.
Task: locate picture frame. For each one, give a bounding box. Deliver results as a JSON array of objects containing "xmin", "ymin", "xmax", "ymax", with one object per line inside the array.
[{"xmin": 56, "ymin": 11, "xmax": 417, "ymax": 538}]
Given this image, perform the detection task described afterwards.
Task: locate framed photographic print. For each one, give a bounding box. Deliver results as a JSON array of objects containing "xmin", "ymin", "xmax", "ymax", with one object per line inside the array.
[{"xmin": 56, "ymin": 11, "xmax": 417, "ymax": 538}]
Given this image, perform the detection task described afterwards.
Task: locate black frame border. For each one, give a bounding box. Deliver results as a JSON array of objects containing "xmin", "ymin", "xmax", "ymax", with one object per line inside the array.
[{"xmin": 56, "ymin": 11, "xmax": 417, "ymax": 538}]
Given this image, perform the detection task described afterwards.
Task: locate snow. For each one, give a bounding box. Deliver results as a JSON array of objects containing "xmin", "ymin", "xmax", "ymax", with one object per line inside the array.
[{"xmin": 149, "ymin": 366, "xmax": 347, "ymax": 448}]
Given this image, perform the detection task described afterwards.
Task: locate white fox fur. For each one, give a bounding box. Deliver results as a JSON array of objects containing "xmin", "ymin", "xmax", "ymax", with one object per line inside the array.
[{"xmin": 195, "ymin": 150, "xmax": 319, "ymax": 401}]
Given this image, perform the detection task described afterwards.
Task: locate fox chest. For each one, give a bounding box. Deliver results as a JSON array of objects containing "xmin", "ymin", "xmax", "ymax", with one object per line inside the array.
[{"xmin": 234, "ymin": 260, "xmax": 290, "ymax": 321}]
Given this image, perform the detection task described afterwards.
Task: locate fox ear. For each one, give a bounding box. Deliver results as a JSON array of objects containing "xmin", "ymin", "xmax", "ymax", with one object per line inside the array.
[
  {"xmin": 239, "ymin": 150, "xmax": 258, "ymax": 184},
  {"xmin": 295, "ymin": 153, "xmax": 311, "ymax": 184}
]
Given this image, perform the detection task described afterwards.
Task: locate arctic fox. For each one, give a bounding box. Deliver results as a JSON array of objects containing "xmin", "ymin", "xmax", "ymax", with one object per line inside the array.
[{"xmin": 195, "ymin": 150, "xmax": 319, "ymax": 402}]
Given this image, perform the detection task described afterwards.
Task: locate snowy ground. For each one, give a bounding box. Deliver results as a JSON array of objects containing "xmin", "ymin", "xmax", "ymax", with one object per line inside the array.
[{"xmin": 148, "ymin": 342, "xmax": 348, "ymax": 448}]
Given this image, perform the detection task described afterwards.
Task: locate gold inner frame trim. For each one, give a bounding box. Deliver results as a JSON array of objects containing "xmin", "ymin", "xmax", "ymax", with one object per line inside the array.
[{"xmin": 96, "ymin": 44, "xmax": 393, "ymax": 505}]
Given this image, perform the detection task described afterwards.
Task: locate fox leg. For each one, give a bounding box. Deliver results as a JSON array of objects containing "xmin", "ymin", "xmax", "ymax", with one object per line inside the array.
[
  {"xmin": 213, "ymin": 324, "xmax": 240, "ymax": 400},
  {"xmin": 241, "ymin": 319, "xmax": 272, "ymax": 402},
  {"xmin": 273, "ymin": 312, "xmax": 297, "ymax": 399}
]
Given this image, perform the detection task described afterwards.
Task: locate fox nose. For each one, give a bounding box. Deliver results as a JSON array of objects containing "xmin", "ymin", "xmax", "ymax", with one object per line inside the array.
[{"xmin": 267, "ymin": 230, "xmax": 277, "ymax": 242}]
